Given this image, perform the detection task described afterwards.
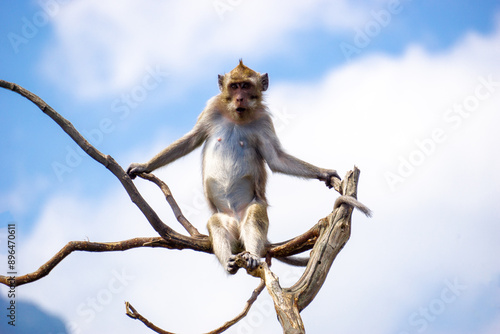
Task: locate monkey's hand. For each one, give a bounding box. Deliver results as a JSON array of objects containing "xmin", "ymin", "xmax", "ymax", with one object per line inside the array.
[
  {"xmin": 319, "ymin": 169, "xmax": 340, "ymax": 189},
  {"xmin": 126, "ymin": 163, "xmax": 149, "ymax": 179}
]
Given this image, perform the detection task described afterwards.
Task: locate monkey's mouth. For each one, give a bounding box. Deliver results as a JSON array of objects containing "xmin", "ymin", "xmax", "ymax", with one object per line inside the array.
[{"xmin": 236, "ymin": 107, "xmax": 246, "ymax": 114}]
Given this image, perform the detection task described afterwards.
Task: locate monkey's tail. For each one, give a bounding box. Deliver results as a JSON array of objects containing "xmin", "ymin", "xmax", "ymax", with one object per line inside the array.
[
  {"xmin": 333, "ymin": 195, "xmax": 372, "ymax": 217},
  {"xmin": 272, "ymin": 196, "xmax": 371, "ymax": 267}
]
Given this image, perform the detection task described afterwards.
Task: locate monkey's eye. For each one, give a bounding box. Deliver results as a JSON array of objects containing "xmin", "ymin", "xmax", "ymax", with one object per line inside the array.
[
  {"xmin": 229, "ymin": 83, "xmax": 238, "ymax": 90},
  {"xmin": 241, "ymin": 82, "xmax": 250, "ymax": 89}
]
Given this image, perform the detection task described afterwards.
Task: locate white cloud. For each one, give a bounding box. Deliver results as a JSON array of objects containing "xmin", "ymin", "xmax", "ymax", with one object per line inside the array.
[{"xmin": 40, "ymin": 0, "xmax": 378, "ymax": 99}]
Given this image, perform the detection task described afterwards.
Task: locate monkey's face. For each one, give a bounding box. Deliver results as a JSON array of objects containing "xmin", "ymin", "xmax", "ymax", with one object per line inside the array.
[
  {"xmin": 219, "ymin": 79, "xmax": 263, "ymax": 122},
  {"xmin": 218, "ymin": 61, "xmax": 269, "ymax": 122},
  {"xmin": 228, "ymin": 81, "xmax": 259, "ymax": 115}
]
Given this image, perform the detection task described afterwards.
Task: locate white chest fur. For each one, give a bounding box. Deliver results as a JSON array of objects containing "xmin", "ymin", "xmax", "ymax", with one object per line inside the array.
[{"xmin": 203, "ymin": 121, "xmax": 259, "ymax": 215}]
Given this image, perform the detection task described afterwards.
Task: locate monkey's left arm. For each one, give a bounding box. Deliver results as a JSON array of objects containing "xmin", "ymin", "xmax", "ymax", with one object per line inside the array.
[{"xmin": 260, "ymin": 125, "xmax": 339, "ymax": 188}]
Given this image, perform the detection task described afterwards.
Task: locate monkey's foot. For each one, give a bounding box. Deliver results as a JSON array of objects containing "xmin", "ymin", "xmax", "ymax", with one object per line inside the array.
[
  {"xmin": 227, "ymin": 257, "xmax": 240, "ymax": 275},
  {"xmin": 227, "ymin": 252, "xmax": 261, "ymax": 274}
]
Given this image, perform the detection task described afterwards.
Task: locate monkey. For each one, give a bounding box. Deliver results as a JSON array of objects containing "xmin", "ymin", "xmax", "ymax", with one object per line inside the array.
[{"xmin": 127, "ymin": 60, "xmax": 368, "ymax": 274}]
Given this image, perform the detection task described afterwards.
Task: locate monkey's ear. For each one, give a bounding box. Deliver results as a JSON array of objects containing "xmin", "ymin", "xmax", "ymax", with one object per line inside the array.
[
  {"xmin": 260, "ymin": 73, "xmax": 269, "ymax": 91},
  {"xmin": 218, "ymin": 74, "xmax": 225, "ymax": 91}
]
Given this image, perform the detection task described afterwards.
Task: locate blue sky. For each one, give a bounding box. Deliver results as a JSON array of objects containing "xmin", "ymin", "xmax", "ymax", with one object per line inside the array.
[{"xmin": 1, "ymin": 1, "xmax": 500, "ymax": 333}]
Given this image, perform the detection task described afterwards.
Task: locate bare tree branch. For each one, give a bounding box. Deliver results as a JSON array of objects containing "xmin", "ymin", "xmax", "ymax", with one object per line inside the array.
[
  {"xmin": 137, "ymin": 172, "xmax": 205, "ymax": 237},
  {"xmin": 266, "ymin": 222, "xmax": 325, "ymax": 267},
  {"xmin": 126, "ymin": 302, "xmax": 175, "ymax": 334},
  {"xmin": 294, "ymin": 168, "xmax": 359, "ymax": 311},
  {"xmin": 255, "ymin": 262, "xmax": 305, "ymax": 334},
  {"xmin": 0, "ymin": 237, "xmax": 186, "ymax": 287},
  {"xmin": 205, "ymin": 280, "xmax": 266, "ymax": 334},
  {"xmin": 268, "ymin": 219, "xmax": 323, "ymax": 257}
]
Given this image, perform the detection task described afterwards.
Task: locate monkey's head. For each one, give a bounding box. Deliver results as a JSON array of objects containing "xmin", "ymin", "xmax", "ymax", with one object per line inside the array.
[{"xmin": 218, "ymin": 60, "xmax": 269, "ymax": 122}]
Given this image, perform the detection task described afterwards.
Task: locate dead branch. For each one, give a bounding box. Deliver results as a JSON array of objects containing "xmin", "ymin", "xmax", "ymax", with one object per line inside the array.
[
  {"xmin": 206, "ymin": 280, "xmax": 266, "ymax": 334},
  {"xmin": 293, "ymin": 168, "xmax": 360, "ymax": 312},
  {"xmin": 0, "ymin": 237, "xmax": 188, "ymax": 287},
  {"xmin": 268, "ymin": 219, "xmax": 324, "ymax": 257},
  {"xmin": 126, "ymin": 302, "xmax": 175, "ymax": 334},
  {"xmin": 137, "ymin": 172, "xmax": 205, "ymax": 237},
  {"xmin": 257, "ymin": 262, "xmax": 305, "ymax": 334}
]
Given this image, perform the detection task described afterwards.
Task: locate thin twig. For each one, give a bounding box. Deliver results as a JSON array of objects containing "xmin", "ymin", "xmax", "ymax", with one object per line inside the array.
[
  {"xmin": 206, "ymin": 280, "xmax": 266, "ymax": 334},
  {"xmin": 138, "ymin": 172, "xmax": 205, "ymax": 237},
  {"xmin": 126, "ymin": 302, "xmax": 175, "ymax": 334}
]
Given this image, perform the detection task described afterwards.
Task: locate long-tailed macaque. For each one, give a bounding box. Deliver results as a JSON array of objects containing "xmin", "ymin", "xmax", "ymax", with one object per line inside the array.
[{"xmin": 128, "ymin": 60, "xmax": 368, "ymax": 274}]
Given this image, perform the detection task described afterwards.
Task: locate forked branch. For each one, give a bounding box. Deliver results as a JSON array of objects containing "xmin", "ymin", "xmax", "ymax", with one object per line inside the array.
[{"xmin": 137, "ymin": 172, "xmax": 205, "ymax": 237}]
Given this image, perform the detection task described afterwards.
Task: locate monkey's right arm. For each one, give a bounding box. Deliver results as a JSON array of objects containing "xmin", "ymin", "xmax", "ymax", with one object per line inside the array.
[{"xmin": 127, "ymin": 114, "xmax": 210, "ymax": 179}]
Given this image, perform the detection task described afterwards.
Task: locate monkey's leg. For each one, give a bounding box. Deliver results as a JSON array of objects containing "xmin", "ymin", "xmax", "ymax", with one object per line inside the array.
[
  {"xmin": 207, "ymin": 213, "xmax": 240, "ymax": 274},
  {"xmin": 239, "ymin": 202, "xmax": 269, "ymax": 270}
]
